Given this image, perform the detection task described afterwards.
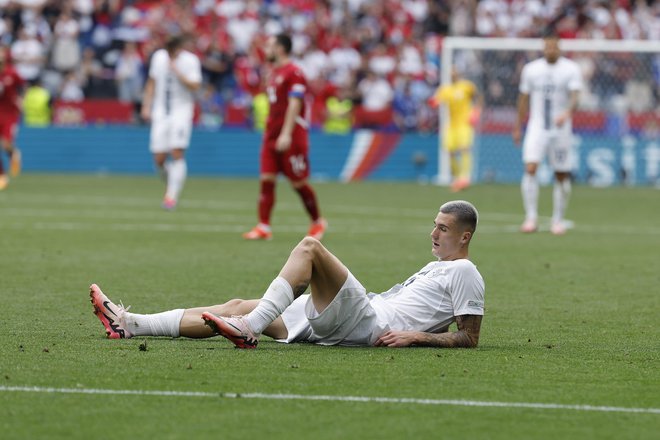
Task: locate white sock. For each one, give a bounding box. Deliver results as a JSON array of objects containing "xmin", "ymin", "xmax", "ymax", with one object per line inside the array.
[
  {"xmin": 521, "ymin": 172, "xmax": 539, "ymax": 222},
  {"xmin": 124, "ymin": 309, "xmax": 185, "ymax": 337},
  {"xmin": 552, "ymin": 179, "xmax": 571, "ymax": 224},
  {"xmin": 245, "ymin": 277, "xmax": 294, "ymax": 334},
  {"xmin": 165, "ymin": 159, "xmax": 187, "ymax": 201}
]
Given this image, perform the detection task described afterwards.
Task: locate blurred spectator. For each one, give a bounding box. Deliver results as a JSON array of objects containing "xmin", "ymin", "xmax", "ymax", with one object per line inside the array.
[
  {"xmin": 201, "ymin": 38, "xmax": 235, "ymax": 97},
  {"xmin": 199, "ymin": 82, "xmax": 224, "ymax": 129},
  {"xmin": 328, "ymin": 35, "xmax": 361, "ymax": 88},
  {"xmin": 10, "ymin": 26, "xmax": 44, "ymax": 82},
  {"xmin": 397, "ymin": 37, "xmax": 424, "ymax": 77},
  {"xmin": 0, "ymin": 17, "xmax": 13, "ymax": 46},
  {"xmin": 59, "ymin": 70, "xmax": 84, "ymax": 102},
  {"xmin": 323, "ymin": 87, "xmax": 353, "ymax": 134},
  {"xmin": 358, "ymin": 71, "xmax": 393, "ymax": 112},
  {"xmin": 227, "ymin": 10, "xmax": 259, "ymax": 54},
  {"xmin": 393, "ymin": 78, "xmax": 419, "ymax": 132},
  {"xmin": 424, "ymin": 1, "xmax": 451, "ymax": 35},
  {"xmin": 298, "ymin": 39, "xmax": 329, "ymax": 84},
  {"xmin": 449, "ymin": 0, "xmax": 477, "ymax": 36},
  {"xmin": 22, "ymin": 78, "xmax": 51, "ymax": 126},
  {"xmin": 0, "ymin": 0, "xmax": 657, "ymax": 131},
  {"xmin": 78, "ymin": 46, "xmax": 111, "ymax": 98},
  {"xmin": 251, "ymin": 90, "xmax": 269, "ymax": 132},
  {"xmin": 356, "ymin": 70, "xmax": 394, "ymax": 128},
  {"xmin": 51, "ymin": 9, "xmax": 80, "ymax": 72},
  {"xmin": 115, "ymin": 41, "xmax": 143, "ymax": 103},
  {"xmin": 368, "ymin": 43, "xmax": 397, "ymax": 78}
]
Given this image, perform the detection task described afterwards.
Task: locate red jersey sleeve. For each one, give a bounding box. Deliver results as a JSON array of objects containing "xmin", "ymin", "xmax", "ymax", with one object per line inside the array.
[{"xmin": 287, "ymin": 67, "xmax": 306, "ymax": 99}]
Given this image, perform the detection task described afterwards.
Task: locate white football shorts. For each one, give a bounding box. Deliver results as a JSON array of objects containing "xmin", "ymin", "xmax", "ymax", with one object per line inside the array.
[
  {"xmin": 522, "ymin": 126, "xmax": 574, "ymax": 172},
  {"xmin": 149, "ymin": 115, "xmax": 193, "ymax": 153},
  {"xmin": 279, "ymin": 270, "xmax": 387, "ymax": 346}
]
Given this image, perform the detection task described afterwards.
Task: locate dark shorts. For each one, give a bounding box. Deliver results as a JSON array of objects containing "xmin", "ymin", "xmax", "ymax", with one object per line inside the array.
[{"xmin": 260, "ymin": 139, "xmax": 310, "ymax": 181}]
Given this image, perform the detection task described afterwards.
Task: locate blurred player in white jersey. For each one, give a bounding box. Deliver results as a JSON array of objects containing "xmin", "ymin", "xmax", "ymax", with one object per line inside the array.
[
  {"xmin": 141, "ymin": 35, "xmax": 202, "ymax": 210},
  {"xmin": 513, "ymin": 34, "xmax": 582, "ymax": 235},
  {"xmin": 90, "ymin": 200, "xmax": 485, "ymax": 349}
]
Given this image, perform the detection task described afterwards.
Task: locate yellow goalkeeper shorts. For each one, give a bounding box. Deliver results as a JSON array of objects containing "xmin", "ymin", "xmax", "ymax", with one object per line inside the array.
[{"xmin": 443, "ymin": 125, "xmax": 474, "ymax": 152}]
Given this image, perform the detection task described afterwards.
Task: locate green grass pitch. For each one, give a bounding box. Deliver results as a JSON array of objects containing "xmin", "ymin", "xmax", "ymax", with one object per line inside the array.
[{"xmin": 1, "ymin": 174, "xmax": 658, "ymax": 439}]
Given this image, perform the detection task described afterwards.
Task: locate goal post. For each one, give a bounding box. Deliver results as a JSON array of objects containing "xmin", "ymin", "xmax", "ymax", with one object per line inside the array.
[{"xmin": 437, "ymin": 37, "xmax": 660, "ymax": 187}]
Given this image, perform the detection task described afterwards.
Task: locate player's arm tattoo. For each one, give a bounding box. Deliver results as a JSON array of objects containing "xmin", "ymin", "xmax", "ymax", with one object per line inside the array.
[
  {"xmin": 292, "ymin": 282, "xmax": 309, "ymax": 297},
  {"xmin": 416, "ymin": 315, "xmax": 482, "ymax": 348}
]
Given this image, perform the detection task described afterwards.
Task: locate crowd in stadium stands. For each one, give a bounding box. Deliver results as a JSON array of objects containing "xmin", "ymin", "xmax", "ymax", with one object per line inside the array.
[{"xmin": 1, "ymin": 0, "xmax": 659, "ymax": 131}]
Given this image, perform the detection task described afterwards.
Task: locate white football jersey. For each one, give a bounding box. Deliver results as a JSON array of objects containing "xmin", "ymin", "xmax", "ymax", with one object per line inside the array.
[
  {"xmin": 369, "ymin": 259, "xmax": 485, "ymax": 334},
  {"xmin": 519, "ymin": 56, "xmax": 582, "ymax": 132},
  {"xmin": 149, "ymin": 48, "xmax": 201, "ymax": 119}
]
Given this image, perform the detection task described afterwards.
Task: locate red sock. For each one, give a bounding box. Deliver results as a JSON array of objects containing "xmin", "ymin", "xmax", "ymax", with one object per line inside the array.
[
  {"xmin": 295, "ymin": 183, "xmax": 320, "ymax": 222},
  {"xmin": 258, "ymin": 180, "xmax": 275, "ymax": 225}
]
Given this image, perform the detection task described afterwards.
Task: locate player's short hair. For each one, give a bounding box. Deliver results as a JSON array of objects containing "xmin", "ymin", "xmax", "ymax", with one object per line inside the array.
[
  {"xmin": 440, "ymin": 200, "xmax": 479, "ymax": 234},
  {"xmin": 542, "ymin": 29, "xmax": 560, "ymax": 41},
  {"xmin": 165, "ymin": 34, "xmax": 187, "ymax": 53},
  {"xmin": 275, "ymin": 33, "xmax": 293, "ymax": 54}
]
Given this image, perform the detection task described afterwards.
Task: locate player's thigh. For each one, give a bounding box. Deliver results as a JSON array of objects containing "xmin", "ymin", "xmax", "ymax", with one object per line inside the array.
[
  {"xmin": 305, "ymin": 272, "xmax": 373, "ymax": 345},
  {"xmin": 167, "ymin": 116, "xmax": 192, "ymax": 150},
  {"xmin": 281, "ymin": 144, "xmax": 310, "ymax": 182},
  {"xmin": 0, "ymin": 118, "xmax": 18, "ymax": 147},
  {"xmin": 457, "ymin": 125, "xmax": 474, "ymax": 149},
  {"xmin": 279, "ymin": 237, "xmax": 348, "ymax": 310},
  {"xmin": 522, "ymin": 128, "xmax": 548, "ymax": 164},
  {"xmin": 449, "ymin": 124, "xmax": 473, "ymax": 150},
  {"xmin": 307, "ymin": 240, "xmax": 349, "ymax": 311},
  {"xmin": 260, "ymin": 141, "xmax": 280, "ymax": 175},
  {"xmin": 149, "ymin": 118, "xmax": 170, "ymax": 153},
  {"xmin": 548, "ymin": 133, "xmax": 573, "ymax": 172},
  {"xmin": 443, "ymin": 128, "xmax": 459, "ymax": 152}
]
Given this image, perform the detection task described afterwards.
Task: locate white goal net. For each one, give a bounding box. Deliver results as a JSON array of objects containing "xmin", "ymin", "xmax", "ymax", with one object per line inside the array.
[{"xmin": 438, "ymin": 37, "xmax": 660, "ymax": 187}]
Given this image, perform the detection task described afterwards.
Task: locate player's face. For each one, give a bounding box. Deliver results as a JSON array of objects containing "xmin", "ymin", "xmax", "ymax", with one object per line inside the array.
[
  {"xmin": 451, "ymin": 67, "xmax": 460, "ymax": 82},
  {"xmin": 169, "ymin": 46, "xmax": 183, "ymax": 59},
  {"xmin": 265, "ymin": 37, "xmax": 279, "ymax": 63},
  {"xmin": 430, "ymin": 212, "xmax": 470, "ymax": 260},
  {"xmin": 543, "ymin": 38, "xmax": 561, "ymax": 64}
]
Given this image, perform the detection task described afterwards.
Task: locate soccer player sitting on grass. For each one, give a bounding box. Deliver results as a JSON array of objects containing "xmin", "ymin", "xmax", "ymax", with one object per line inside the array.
[{"xmin": 90, "ymin": 200, "xmax": 485, "ymax": 348}]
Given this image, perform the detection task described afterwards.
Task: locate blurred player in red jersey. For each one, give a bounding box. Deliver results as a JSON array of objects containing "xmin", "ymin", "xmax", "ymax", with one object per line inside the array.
[
  {"xmin": 0, "ymin": 47, "xmax": 25, "ymax": 190},
  {"xmin": 243, "ymin": 34, "xmax": 327, "ymax": 241}
]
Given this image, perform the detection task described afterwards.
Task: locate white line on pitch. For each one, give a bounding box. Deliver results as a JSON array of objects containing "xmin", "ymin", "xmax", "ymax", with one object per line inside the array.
[{"xmin": 1, "ymin": 385, "xmax": 658, "ymax": 415}]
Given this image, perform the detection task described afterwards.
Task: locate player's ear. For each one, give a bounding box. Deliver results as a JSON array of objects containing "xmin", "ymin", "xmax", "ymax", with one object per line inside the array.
[{"xmin": 461, "ymin": 231, "xmax": 472, "ymax": 244}]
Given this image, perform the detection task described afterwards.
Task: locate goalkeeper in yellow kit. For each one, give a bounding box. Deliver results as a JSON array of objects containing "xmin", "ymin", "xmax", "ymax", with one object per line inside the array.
[{"xmin": 429, "ymin": 68, "xmax": 483, "ymax": 192}]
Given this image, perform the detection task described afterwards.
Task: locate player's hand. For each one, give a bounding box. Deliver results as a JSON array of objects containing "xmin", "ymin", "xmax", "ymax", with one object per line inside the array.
[
  {"xmin": 275, "ymin": 133, "xmax": 292, "ymax": 152},
  {"xmin": 140, "ymin": 106, "xmax": 151, "ymax": 122},
  {"xmin": 468, "ymin": 107, "xmax": 481, "ymax": 126},
  {"xmin": 374, "ymin": 330, "xmax": 417, "ymax": 347},
  {"xmin": 512, "ymin": 126, "xmax": 522, "ymax": 146},
  {"xmin": 555, "ymin": 111, "xmax": 570, "ymax": 127},
  {"xmin": 169, "ymin": 60, "xmax": 179, "ymax": 75}
]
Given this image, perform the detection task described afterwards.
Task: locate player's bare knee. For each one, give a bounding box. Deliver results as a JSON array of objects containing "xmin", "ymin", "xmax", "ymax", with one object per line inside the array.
[
  {"xmin": 223, "ymin": 298, "xmax": 246, "ymax": 314},
  {"xmin": 296, "ymin": 236, "xmax": 322, "ymax": 256}
]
